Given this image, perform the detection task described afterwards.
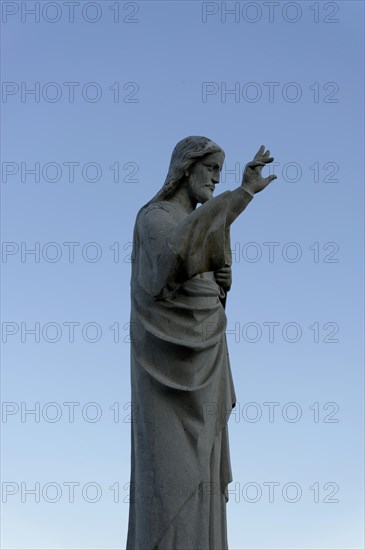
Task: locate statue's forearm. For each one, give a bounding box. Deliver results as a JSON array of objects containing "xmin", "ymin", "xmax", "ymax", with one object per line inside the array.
[{"xmin": 226, "ymin": 187, "xmax": 254, "ymax": 226}]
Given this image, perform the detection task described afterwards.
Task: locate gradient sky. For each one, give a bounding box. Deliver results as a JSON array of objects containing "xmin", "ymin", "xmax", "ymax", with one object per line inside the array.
[{"xmin": 1, "ymin": 1, "xmax": 364, "ymax": 549}]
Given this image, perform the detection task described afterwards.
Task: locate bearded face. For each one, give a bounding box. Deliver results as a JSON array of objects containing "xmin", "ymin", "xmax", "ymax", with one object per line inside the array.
[{"xmin": 185, "ymin": 151, "xmax": 225, "ymax": 205}]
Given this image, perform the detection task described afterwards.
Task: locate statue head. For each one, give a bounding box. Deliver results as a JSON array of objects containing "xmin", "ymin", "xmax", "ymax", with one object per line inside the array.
[{"xmin": 149, "ymin": 136, "xmax": 225, "ymax": 204}]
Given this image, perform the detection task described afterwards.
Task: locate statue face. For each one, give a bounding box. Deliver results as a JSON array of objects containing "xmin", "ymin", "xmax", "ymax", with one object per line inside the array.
[{"xmin": 186, "ymin": 151, "xmax": 225, "ymax": 205}]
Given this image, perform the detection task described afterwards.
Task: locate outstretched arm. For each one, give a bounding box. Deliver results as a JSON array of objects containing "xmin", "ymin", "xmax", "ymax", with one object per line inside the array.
[{"xmin": 215, "ymin": 146, "xmax": 277, "ymax": 292}]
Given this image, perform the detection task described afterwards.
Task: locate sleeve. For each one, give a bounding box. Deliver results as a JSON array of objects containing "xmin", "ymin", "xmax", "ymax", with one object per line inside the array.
[{"xmin": 134, "ymin": 188, "xmax": 253, "ymax": 300}]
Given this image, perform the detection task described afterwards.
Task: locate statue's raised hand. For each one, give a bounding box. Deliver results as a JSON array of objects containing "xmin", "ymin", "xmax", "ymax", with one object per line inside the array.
[{"xmin": 241, "ymin": 145, "xmax": 277, "ymax": 195}]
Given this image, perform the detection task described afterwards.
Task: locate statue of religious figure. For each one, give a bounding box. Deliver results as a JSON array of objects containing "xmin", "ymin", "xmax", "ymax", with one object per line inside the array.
[{"xmin": 126, "ymin": 136, "xmax": 277, "ymax": 549}]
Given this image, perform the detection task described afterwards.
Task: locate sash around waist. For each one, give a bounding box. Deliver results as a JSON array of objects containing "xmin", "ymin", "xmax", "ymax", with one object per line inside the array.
[{"xmin": 132, "ymin": 276, "xmax": 227, "ymax": 348}]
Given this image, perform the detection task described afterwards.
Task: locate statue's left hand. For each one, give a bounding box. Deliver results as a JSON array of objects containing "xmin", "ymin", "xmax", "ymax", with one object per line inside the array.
[{"xmin": 214, "ymin": 265, "xmax": 232, "ymax": 291}]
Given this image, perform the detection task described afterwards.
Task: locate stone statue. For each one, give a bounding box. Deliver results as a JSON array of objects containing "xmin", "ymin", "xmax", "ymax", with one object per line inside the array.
[{"xmin": 126, "ymin": 137, "xmax": 276, "ymax": 549}]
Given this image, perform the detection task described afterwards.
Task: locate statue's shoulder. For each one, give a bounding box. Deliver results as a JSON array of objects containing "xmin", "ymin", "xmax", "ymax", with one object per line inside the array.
[
  {"xmin": 135, "ymin": 201, "xmax": 178, "ymax": 235},
  {"xmin": 137, "ymin": 201, "xmax": 177, "ymax": 222},
  {"xmin": 143, "ymin": 200, "xmax": 175, "ymax": 214}
]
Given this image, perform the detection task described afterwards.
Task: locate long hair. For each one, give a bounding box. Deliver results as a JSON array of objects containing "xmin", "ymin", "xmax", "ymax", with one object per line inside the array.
[{"xmin": 146, "ymin": 136, "xmax": 224, "ymax": 206}]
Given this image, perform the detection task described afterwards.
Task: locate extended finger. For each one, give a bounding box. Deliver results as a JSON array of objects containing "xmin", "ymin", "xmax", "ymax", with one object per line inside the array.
[
  {"xmin": 253, "ymin": 153, "xmax": 274, "ymax": 164},
  {"xmin": 214, "ymin": 268, "xmax": 231, "ymax": 276},
  {"xmin": 264, "ymin": 174, "xmax": 277, "ymax": 184},
  {"xmin": 216, "ymin": 272, "xmax": 230, "ymax": 279},
  {"xmin": 253, "ymin": 145, "xmax": 265, "ymax": 159},
  {"xmin": 247, "ymin": 160, "xmax": 265, "ymax": 168}
]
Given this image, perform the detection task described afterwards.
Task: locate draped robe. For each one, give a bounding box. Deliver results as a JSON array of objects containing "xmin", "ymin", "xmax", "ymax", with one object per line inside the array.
[{"xmin": 127, "ymin": 188, "xmax": 253, "ymax": 550}]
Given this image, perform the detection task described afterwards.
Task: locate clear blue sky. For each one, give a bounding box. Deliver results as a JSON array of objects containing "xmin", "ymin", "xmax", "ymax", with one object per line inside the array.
[{"xmin": 1, "ymin": 1, "xmax": 364, "ymax": 548}]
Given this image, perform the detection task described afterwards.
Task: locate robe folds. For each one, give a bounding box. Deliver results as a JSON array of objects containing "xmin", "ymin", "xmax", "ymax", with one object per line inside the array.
[{"xmin": 127, "ymin": 189, "xmax": 253, "ymax": 550}]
